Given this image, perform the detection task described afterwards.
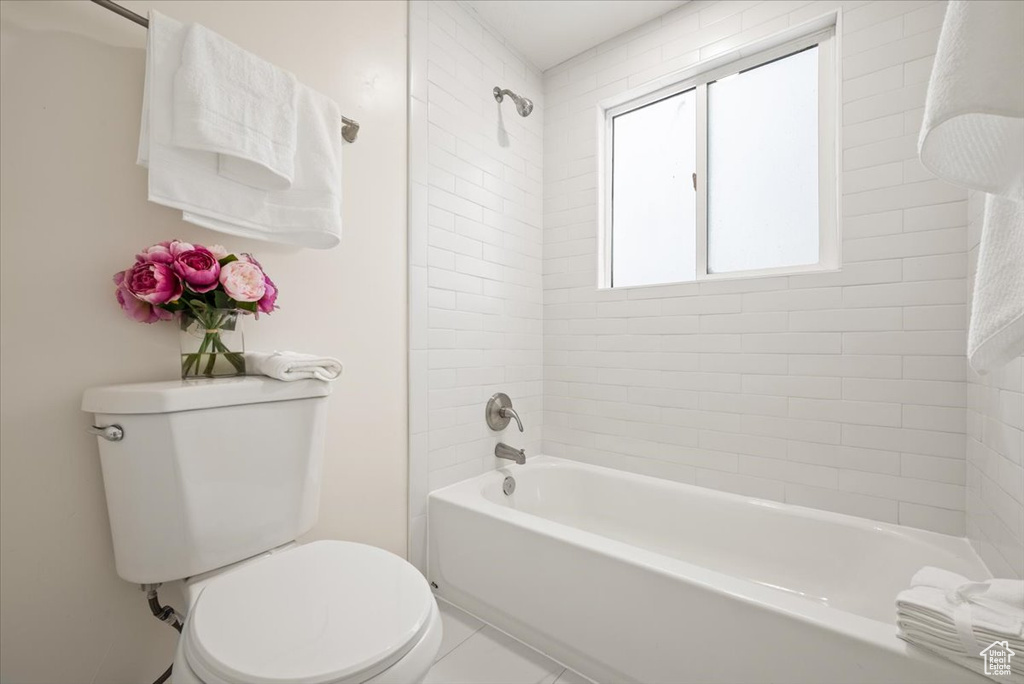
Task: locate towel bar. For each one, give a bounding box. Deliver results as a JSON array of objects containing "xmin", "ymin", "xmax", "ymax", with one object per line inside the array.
[{"xmin": 89, "ymin": 0, "xmax": 360, "ymax": 143}]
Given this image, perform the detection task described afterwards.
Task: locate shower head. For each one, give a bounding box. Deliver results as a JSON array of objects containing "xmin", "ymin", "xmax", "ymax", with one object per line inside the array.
[{"xmin": 493, "ymin": 87, "xmax": 534, "ymax": 117}]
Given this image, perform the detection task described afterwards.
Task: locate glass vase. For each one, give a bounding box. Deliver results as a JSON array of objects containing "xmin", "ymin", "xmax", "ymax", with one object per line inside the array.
[{"xmin": 179, "ymin": 309, "xmax": 246, "ymax": 379}]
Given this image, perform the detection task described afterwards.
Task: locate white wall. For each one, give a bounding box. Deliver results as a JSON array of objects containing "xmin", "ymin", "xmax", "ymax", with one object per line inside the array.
[
  {"xmin": 542, "ymin": 0, "xmax": 975, "ymax": 535},
  {"xmin": 965, "ymin": 190, "xmax": 1024, "ymax": 579},
  {"xmin": 408, "ymin": 0, "xmax": 544, "ymax": 569},
  {"xmin": 0, "ymin": 2, "xmax": 407, "ymax": 682}
]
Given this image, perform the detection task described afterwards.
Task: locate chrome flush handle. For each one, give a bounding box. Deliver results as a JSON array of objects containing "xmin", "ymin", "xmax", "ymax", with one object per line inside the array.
[{"xmin": 88, "ymin": 424, "xmax": 124, "ymax": 442}]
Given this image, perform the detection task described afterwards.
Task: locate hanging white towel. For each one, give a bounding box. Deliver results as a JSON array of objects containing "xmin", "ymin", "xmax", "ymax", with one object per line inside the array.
[
  {"xmin": 244, "ymin": 351, "xmax": 343, "ymax": 382},
  {"xmin": 180, "ymin": 83, "xmax": 343, "ymax": 248},
  {"xmin": 173, "ymin": 23, "xmax": 298, "ymax": 191},
  {"xmin": 918, "ymin": 0, "xmax": 1024, "ymax": 374},
  {"xmin": 138, "ymin": 11, "xmax": 342, "ymax": 249},
  {"xmin": 968, "ymin": 195, "xmax": 1024, "ymax": 370}
]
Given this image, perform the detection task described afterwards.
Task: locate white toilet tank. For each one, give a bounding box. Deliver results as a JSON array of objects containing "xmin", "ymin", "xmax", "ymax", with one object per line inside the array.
[{"xmin": 82, "ymin": 377, "xmax": 330, "ymax": 584}]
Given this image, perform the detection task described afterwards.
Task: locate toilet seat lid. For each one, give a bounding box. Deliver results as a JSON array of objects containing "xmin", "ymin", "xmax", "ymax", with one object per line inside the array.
[{"xmin": 184, "ymin": 541, "xmax": 434, "ymax": 684}]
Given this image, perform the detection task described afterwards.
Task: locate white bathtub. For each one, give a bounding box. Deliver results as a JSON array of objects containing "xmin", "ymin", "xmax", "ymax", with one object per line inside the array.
[{"xmin": 428, "ymin": 456, "xmax": 990, "ymax": 684}]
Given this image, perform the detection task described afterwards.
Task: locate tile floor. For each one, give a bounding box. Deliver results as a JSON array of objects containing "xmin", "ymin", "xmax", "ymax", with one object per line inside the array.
[{"xmin": 425, "ymin": 599, "xmax": 592, "ymax": 684}]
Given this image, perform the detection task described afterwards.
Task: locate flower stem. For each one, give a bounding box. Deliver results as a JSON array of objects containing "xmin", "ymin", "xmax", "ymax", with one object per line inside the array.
[{"xmin": 202, "ymin": 333, "xmax": 219, "ymax": 375}]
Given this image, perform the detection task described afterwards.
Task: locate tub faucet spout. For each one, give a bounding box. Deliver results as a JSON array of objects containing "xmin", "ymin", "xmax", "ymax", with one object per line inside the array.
[{"xmin": 495, "ymin": 442, "xmax": 526, "ymax": 465}]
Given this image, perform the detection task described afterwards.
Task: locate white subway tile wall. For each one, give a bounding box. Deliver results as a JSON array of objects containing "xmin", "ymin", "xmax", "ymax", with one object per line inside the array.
[
  {"xmin": 409, "ymin": 0, "xmax": 544, "ymax": 569},
  {"xmin": 541, "ymin": 0, "xmax": 978, "ymax": 537},
  {"xmin": 966, "ymin": 190, "xmax": 1024, "ymax": 579}
]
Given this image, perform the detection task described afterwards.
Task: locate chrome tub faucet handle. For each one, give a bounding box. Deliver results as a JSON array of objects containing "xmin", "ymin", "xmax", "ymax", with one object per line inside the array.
[
  {"xmin": 501, "ymin": 405, "xmax": 523, "ymax": 432},
  {"xmin": 486, "ymin": 393, "xmax": 524, "ymax": 432}
]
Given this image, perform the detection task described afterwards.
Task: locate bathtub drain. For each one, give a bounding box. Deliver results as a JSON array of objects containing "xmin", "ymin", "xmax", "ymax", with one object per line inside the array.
[{"xmin": 503, "ymin": 476, "xmax": 516, "ymax": 496}]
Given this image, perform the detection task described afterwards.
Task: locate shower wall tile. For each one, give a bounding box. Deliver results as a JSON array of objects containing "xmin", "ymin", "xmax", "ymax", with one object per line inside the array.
[
  {"xmin": 408, "ymin": 0, "xmax": 544, "ymax": 569},
  {"xmin": 542, "ymin": 0, "xmax": 976, "ymax": 536}
]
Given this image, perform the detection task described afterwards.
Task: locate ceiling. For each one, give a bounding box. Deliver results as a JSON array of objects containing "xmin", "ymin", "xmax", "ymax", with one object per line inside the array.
[{"xmin": 463, "ymin": 0, "xmax": 688, "ymax": 72}]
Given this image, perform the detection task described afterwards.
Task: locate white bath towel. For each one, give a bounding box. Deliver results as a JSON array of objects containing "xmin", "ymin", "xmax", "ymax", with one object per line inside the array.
[
  {"xmin": 968, "ymin": 195, "xmax": 1024, "ymax": 371},
  {"xmin": 138, "ymin": 11, "xmax": 342, "ymax": 249},
  {"xmin": 918, "ymin": 0, "xmax": 1024, "ymax": 374},
  {"xmin": 245, "ymin": 351, "xmax": 343, "ymax": 382},
  {"xmin": 897, "ymin": 567, "xmax": 1024, "ymax": 682},
  {"xmin": 173, "ymin": 22, "xmax": 298, "ymax": 191},
  {"xmin": 179, "ymin": 83, "xmax": 342, "ymax": 248}
]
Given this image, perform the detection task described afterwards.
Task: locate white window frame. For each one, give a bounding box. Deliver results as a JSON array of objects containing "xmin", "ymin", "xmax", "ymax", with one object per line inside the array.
[{"xmin": 597, "ymin": 16, "xmax": 841, "ymax": 289}]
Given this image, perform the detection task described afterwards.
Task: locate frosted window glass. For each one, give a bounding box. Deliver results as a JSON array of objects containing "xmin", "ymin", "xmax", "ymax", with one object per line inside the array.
[
  {"xmin": 707, "ymin": 47, "xmax": 819, "ymax": 274},
  {"xmin": 612, "ymin": 90, "xmax": 696, "ymax": 287}
]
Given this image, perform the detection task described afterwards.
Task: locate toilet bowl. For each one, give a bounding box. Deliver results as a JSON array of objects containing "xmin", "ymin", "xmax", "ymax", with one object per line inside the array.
[{"xmin": 170, "ymin": 541, "xmax": 442, "ymax": 684}]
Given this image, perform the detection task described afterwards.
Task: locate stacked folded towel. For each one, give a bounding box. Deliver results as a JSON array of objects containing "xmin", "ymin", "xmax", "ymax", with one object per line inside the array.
[
  {"xmin": 897, "ymin": 567, "xmax": 1024, "ymax": 683},
  {"xmin": 139, "ymin": 11, "xmax": 342, "ymax": 249},
  {"xmin": 245, "ymin": 351, "xmax": 342, "ymax": 382}
]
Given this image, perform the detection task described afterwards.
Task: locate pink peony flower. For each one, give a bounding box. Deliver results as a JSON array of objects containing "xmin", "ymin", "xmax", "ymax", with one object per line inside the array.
[
  {"xmin": 219, "ymin": 260, "xmax": 266, "ymax": 302},
  {"xmin": 172, "ymin": 247, "xmax": 221, "ymax": 293},
  {"xmin": 206, "ymin": 244, "xmax": 229, "ymax": 260},
  {"xmin": 114, "ymin": 271, "xmax": 173, "ymax": 323},
  {"xmin": 136, "ymin": 241, "xmax": 174, "ymax": 264},
  {"xmin": 242, "ymin": 254, "xmax": 278, "ymax": 314},
  {"xmin": 257, "ymin": 274, "xmax": 278, "ymax": 314},
  {"xmin": 124, "ymin": 261, "xmax": 182, "ymax": 305},
  {"xmin": 168, "ymin": 240, "xmax": 195, "ymax": 258}
]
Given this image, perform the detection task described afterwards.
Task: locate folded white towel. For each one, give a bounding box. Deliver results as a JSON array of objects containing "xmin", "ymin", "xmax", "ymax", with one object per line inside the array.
[
  {"xmin": 173, "ymin": 23, "xmax": 298, "ymax": 191},
  {"xmin": 139, "ymin": 11, "xmax": 342, "ymax": 250},
  {"xmin": 918, "ymin": 0, "xmax": 1024, "ymax": 374},
  {"xmin": 912, "ymin": 567, "xmax": 1024, "ymax": 609},
  {"xmin": 896, "ymin": 566, "xmax": 1024, "ymax": 682},
  {"xmin": 898, "ymin": 586, "xmax": 1024, "ymax": 642},
  {"xmin": 245, "ymin": 351, "xmax": 342, "ymax": 382}
]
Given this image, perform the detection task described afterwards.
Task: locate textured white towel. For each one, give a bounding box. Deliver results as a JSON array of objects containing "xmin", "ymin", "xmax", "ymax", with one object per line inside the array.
[
  {"xmin": 913, "ymin": 567, "xmax": 1024, "ymax": 609},
  {"xmin": 173, "ymin": 23, "xmax": 298, "ymax": 191},
  {"xmin": 245, "ymin": 351, "xmax": 343, "ymax": 382},
  {"xmin": 919, "ymin": 0, "xmax": 1024, "ymax": 374},
  {"xmin": 138, "ymin": 11, "xmax": 342, "ymax": 250},
  {"xmin": 180, "ymin": 83, "xmax": 342, "ymax": 248},
  {"xmin": 896, "ymin": 566, "xmax": 1024, "ymax": 682},
  {"xmin": 968, "ymin": 195, "xmax": 1024, "ymax": 371}
]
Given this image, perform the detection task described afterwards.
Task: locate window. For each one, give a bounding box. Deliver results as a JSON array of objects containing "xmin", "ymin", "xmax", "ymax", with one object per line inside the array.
[{"xmin": 601, "ymin": 25, "xmax": 838, "ymax": 288}]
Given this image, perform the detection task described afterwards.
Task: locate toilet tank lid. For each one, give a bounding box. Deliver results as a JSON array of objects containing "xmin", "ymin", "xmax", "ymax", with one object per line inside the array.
[{"xmin": 82, "ymin": 377, "xmax": 331, "ymax": 415}]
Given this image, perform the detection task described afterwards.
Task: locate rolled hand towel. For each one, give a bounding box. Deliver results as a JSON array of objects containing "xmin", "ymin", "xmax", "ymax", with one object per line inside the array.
[{"xmin": 245, "ymin": 351, "xmax": 342, "ymax": 382}]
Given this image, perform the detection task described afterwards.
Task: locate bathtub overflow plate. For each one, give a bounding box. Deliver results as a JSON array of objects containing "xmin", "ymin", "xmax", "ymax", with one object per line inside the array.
[{"xmin": 503, "ymin": 476, "xmax": 516, "ymax": 496}]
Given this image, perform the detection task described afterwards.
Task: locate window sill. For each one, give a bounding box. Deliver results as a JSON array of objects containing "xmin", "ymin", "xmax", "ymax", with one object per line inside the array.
[{"xmin": 601, "ymin": 263, "xmax": 842, "ymax": 293}]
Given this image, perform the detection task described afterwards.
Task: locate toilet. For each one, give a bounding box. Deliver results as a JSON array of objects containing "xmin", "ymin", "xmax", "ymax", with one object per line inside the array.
[{"xmin": 82, "ymin": 377, "xmax": 442, "ymax": 684}]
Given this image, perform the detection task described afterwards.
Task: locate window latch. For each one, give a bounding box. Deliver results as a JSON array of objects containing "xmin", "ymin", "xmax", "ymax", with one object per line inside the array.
[{"xmin": 692, "ymin": 172, "xmax": 697, "ymax": 191}]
